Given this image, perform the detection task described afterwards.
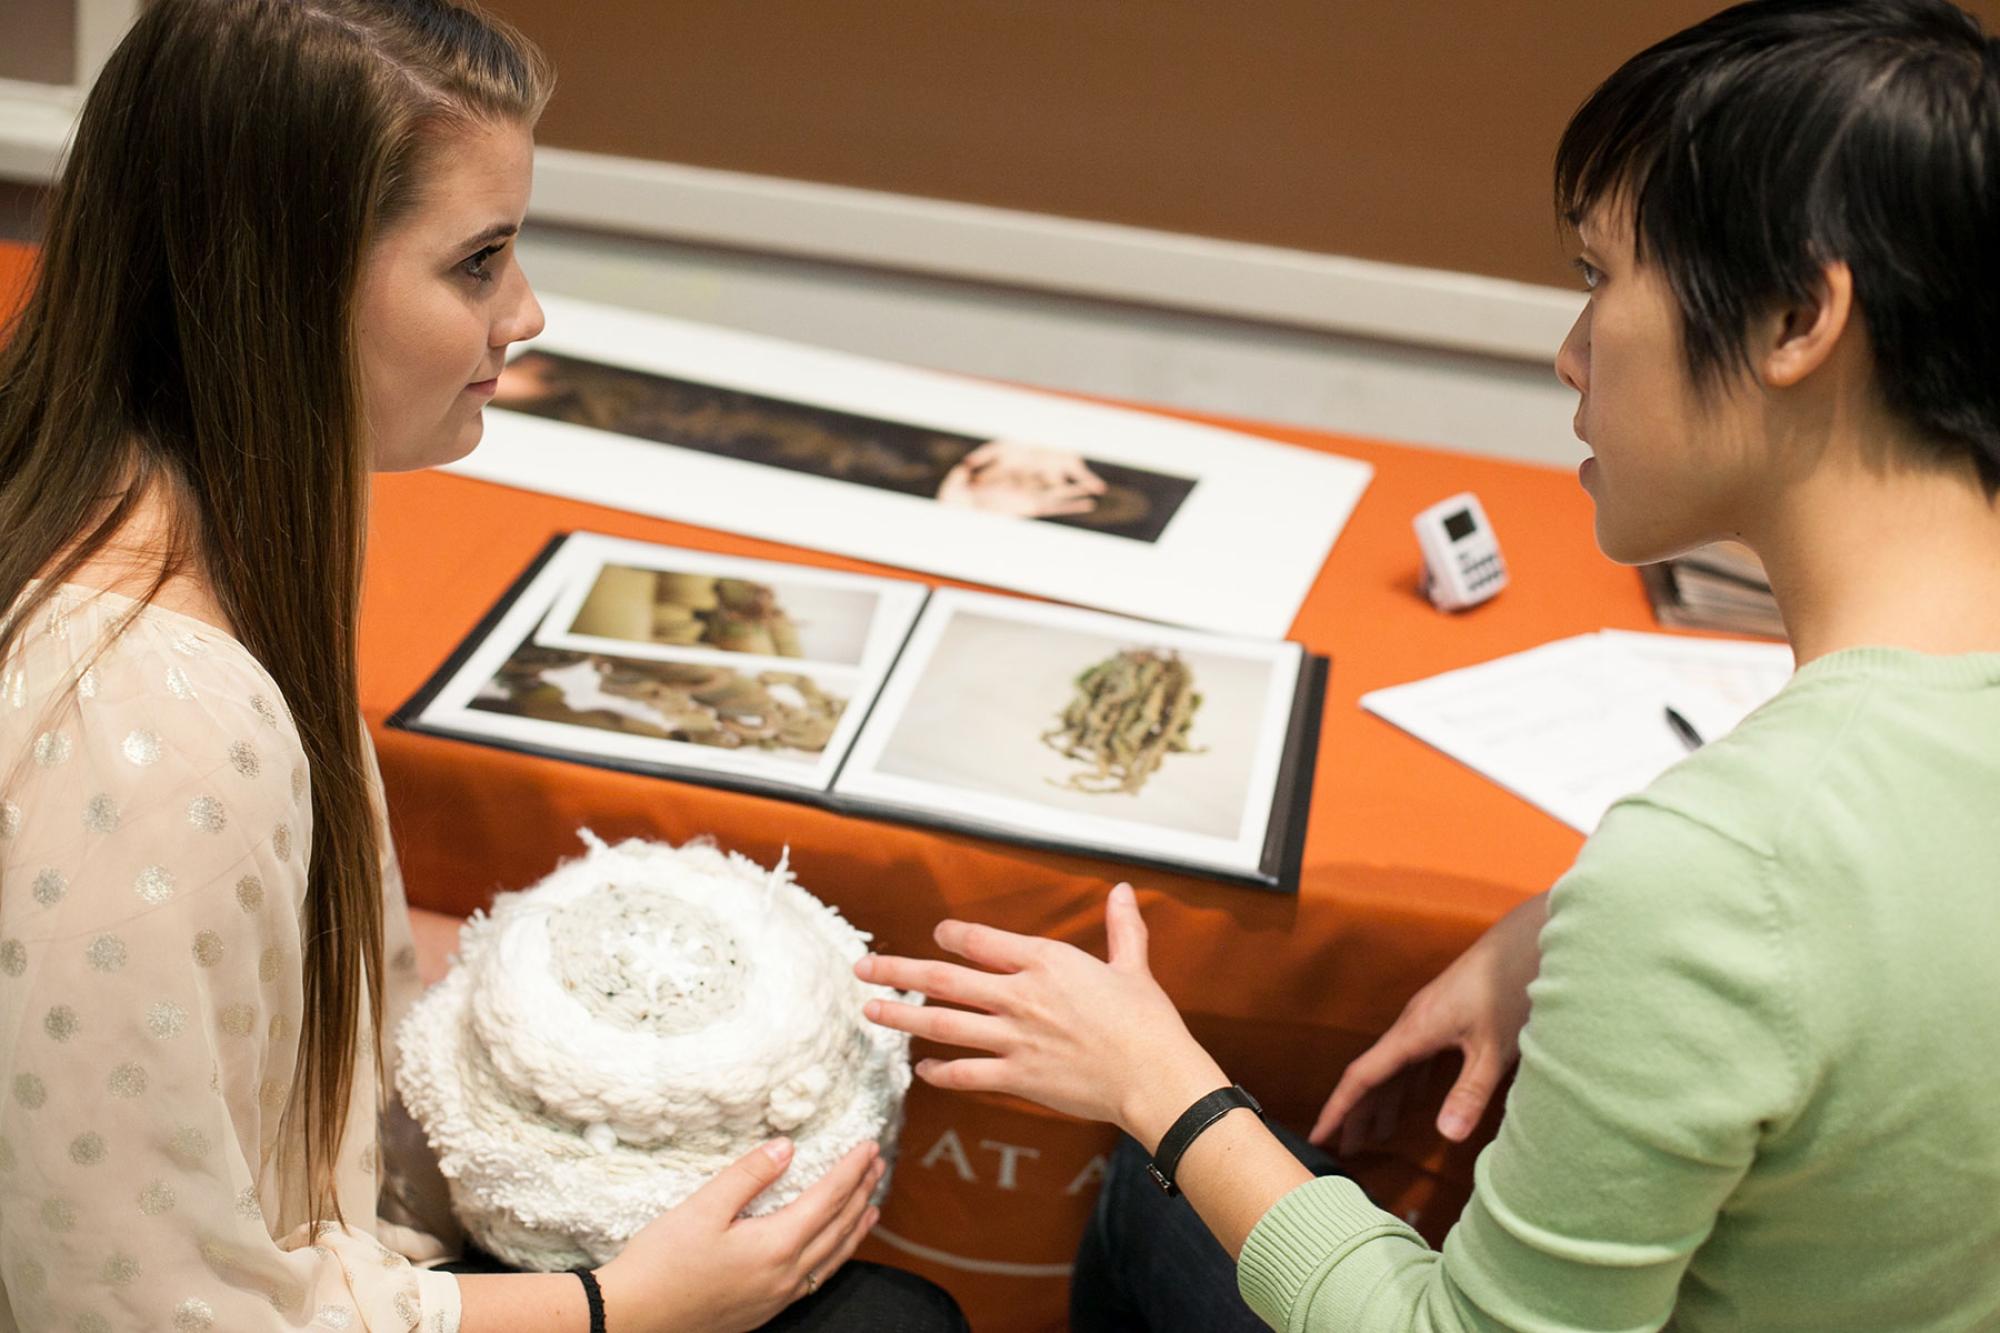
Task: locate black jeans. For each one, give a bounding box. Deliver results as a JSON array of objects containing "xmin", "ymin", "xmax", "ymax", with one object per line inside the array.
[
  {"xmin": 1069, "ymin": 1121, "xmax": 1347, "ymax": 1332},
  {"xmin": 439, "ymin": 1250, "xmax": 968, "ymax": 1333}
]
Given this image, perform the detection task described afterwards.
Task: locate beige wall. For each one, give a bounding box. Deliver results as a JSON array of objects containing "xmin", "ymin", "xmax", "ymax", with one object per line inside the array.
[{"xmin": 484, "ymin": 0, "xmax": 2000, "ymax": 289}]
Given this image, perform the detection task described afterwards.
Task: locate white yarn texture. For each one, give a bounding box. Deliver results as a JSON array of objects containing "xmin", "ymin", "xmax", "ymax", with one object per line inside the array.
[{"xmin": 395, "ymin": 832, "xmax": 916, "ymax": 1270}]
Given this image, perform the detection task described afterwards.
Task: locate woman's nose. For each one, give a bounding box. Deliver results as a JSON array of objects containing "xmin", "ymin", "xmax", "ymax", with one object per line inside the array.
[{"xmin": 1555, "ymin": 305, "xmax": 1590, "ymax": 393}]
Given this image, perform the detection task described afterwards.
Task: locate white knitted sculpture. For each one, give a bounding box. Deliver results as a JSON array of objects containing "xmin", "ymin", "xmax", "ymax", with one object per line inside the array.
[{"xmin": 395, "ymin": 832, "xmax": 916, "ymax": 1270}]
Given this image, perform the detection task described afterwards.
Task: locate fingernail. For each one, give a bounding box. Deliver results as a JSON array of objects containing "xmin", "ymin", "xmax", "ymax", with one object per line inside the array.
[
  {"xmin": 765, "ymin": 1138, "xmax": 794, "ymax": 1163},
  {"xmin": 864, "ymin": 1000, "xmax": 881, "ymax": 1021},
  {"xmin": 855, "ymin": 955, "xmax": 875, "ymax": 980},
  {"xmin": 916, "ymin": 1059, "xmax": 936, "ymax": 1077},
  {"xmin": 1440, "ymin": 1116, "xmax": 1468, "ymax": 1140}
]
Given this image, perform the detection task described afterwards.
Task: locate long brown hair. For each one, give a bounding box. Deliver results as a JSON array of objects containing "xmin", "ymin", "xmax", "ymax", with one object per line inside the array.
[{"xmin": 0, "ymin": 0, "xmax": 548, "ymax": 1220}]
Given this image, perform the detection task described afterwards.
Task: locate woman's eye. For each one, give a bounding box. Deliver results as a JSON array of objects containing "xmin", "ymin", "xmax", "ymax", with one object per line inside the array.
[
  {"xmin": 1572, "ymin": 258, "xmax": 1603, "ymax": 292},
  {"xmin": 461, "ymin": 244, "xmax": 504, "ymax": 283}
]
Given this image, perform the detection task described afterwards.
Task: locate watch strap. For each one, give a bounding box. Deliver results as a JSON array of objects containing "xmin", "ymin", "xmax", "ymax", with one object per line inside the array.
[{"xmin": 1145, "ymin": 1084, "xmax": 1263, "ymax": 1196}]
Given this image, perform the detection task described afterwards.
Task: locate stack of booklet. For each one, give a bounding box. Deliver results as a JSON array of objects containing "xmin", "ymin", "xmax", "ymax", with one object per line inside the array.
[
  {"xmin": 392, "ymin": 533, "xmax": 1327, "ymax": 891},
  {"xmin": 1640, "ymin": 540, "xmax": 1784, "ymax": 639}
]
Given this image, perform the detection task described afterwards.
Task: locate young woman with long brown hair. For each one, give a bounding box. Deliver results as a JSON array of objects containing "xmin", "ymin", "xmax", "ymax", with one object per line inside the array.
[{"xmin": 0, "ymin": 2, "xmax": 964, "ymax": 1329}]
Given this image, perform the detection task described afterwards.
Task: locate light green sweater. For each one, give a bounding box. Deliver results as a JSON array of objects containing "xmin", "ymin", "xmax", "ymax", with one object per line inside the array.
[{"xmin": 1240, "ymin": 648, "xmax": 2000, "ymax": 1331}]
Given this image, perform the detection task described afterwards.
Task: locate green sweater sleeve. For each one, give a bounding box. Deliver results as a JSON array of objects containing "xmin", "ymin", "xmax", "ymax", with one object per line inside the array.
[{"xmin": 1238, "ymin": 799, "xmax": 1805, "ymax": 1331}]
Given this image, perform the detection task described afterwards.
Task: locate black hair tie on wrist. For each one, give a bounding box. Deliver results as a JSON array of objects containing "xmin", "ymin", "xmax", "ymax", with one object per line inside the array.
[{"xmin": 569, "ymin": 1267, "xmax": 607, "ymax": 1333}]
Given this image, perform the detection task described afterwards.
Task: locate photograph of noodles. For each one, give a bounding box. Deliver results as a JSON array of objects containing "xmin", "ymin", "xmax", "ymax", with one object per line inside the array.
[
  {"xmin": 1042, "ymin": 649, "xmax": 1205, "ymax": 796},
  {"xmin": 469, "ymin": 644, "xmax": 845, "ymax": 760},
  {"xmin": 866, "ymin": 611, "xmax": 1274, "ymax": 838},
  {"xmin": 493, "ymin": 349, "xmax": 1197, "ymax": 544}
]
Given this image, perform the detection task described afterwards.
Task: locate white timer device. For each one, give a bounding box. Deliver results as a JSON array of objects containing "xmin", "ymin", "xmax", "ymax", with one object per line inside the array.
[{"xmin": 1414, "ymin": 491, "xmax": 1507, "ymax": 611}]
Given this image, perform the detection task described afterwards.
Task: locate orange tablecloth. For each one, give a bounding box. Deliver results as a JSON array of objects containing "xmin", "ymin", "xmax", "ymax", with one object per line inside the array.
[
  {"xmin": 360, "ymin": 427, "xmax": 1647, "ymax": 1328},
  {"xmin": 0, "ymin": 242, "xmax": 30, "ymax": 320},
  {"xmin": 0, "ymin": 238, "xmax": 1661, "ymax": 1330}
]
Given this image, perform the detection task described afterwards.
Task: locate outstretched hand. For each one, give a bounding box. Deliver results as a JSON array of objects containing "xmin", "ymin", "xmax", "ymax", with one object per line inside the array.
[
  {"xmin": 1311, "ymin": 890, "xmax": 1547, "ymax": 1155},
  {"xmin": 857, "ymin": 884, "xmax": 1226, "ymax": 1147}
]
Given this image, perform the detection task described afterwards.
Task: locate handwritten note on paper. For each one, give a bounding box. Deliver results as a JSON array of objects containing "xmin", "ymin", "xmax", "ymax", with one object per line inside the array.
[{"xmin": 1360, "ymin": 631, "xmax": 1795, "ymax": 833}]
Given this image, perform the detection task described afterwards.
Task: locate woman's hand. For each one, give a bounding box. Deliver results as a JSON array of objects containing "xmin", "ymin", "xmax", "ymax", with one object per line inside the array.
[
  {"xmin": 595, "ymin": 1138, "xmax": 883, "ymax": 1333},
  {"xmin": 935, "ymin": 440, "xmax": 1109, "ymax": 520},
  {"xmin": 1311, "ymin": 890, "xmax": 1548, "ymax": 1154},
  {"xmin": 856, "ymin": 884, "xmax": 1228, "ymax": 1150}
]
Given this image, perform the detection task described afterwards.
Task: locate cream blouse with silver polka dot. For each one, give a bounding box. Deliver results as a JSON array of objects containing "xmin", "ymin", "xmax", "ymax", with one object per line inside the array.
[{"xmin": 0, "ymin": 587, "xmax": 462, "ymax": 1331}]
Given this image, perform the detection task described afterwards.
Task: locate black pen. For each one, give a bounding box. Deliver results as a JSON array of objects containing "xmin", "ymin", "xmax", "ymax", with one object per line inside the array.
[{"xmin": 1663, "ymin": 705, "xmax": 1705, "ymax": 752}]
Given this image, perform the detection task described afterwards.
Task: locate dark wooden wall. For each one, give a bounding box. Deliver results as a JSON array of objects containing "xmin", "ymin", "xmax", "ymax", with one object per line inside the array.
[
  {"xmin": 1, "ymin": 0, "xmax": 76, "ymax": 85},
  {"xmin": 481, "ymin": 0, "xmax": 2000, "ymax": 289}
]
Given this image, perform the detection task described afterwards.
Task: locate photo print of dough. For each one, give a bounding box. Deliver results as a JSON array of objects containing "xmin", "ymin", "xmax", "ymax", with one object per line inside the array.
[
  {"xmin": 398, "ymin": 533, "xmax": 929, "ymax": 794},
  {"xmin": 560, "ymin": 562, "xmax": 881, "ymax": 667},
  {"xmin": 468, "ymin": 643, "xmax": 845, "ymax": 765},
  {"xmin": 855, "ymin": 609, "xmax": 1282, "ymax": 840},
  {"xmin": 493, "ymin": 350, "xmax": 1197, "ymax": 544}
]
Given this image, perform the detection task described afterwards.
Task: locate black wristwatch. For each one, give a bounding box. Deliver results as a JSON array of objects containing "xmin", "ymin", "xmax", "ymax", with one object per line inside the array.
[{"xmin": 1145, "ymin": 1084, "xmax": 1264, "ymax": 1196}]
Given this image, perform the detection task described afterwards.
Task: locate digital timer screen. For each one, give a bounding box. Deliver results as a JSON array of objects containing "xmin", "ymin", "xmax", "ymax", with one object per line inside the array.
[{"xmin": 1443, "ymin": 508, "xmax": 1477, "ymax": 542}]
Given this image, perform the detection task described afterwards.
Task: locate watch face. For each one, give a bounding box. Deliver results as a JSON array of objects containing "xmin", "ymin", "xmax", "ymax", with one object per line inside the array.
[{"xmin": 1443, "ymin": 508, "xmax": 1477, "ymax": 542}]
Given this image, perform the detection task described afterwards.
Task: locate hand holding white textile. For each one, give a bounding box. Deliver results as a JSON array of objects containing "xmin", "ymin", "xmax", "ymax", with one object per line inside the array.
[{"xmin": 595, "ymin": 1138, "xmax": 883, "ymax": 1333}]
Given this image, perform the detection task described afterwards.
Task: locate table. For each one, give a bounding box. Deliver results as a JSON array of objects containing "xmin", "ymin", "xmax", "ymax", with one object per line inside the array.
[
  {"xmin": 362, "ymin": 430, "xmax": 1650, "ymax": 1325},
  {"xmin": 0, "ymin": 239, "xmax": 1660, "ymax": 1331}
]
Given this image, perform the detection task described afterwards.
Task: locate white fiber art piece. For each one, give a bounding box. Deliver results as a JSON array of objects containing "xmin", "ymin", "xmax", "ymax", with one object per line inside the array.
[{"xmin": 396, "ymin": 832, "xmax": 916, "ymax": 1270}]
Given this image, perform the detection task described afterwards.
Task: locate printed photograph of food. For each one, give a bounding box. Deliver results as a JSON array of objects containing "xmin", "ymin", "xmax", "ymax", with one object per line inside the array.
[
  {"xmin": 469, "ymin": 644, "xmax": 846, "ymax": 762},
  {"xmin": 493, "ymin": 349, "xmax": 1198, "ymax": 543},
  {"xmin": 562, "ymin": 563, "xmax": 879, "ymax": 666},
  {"xmin": 1043, "ymin": 649, "xmax": 1205, "ymax": 795},
  {"xmin": 867, "ymin": 612, "xmax": 1274, "ymax": 837}
]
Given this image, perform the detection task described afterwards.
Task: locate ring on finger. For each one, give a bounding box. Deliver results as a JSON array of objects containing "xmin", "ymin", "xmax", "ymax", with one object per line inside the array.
[{"xmin": 803, "ymin": 1271, "xmax": 819, "ymax": 1298}]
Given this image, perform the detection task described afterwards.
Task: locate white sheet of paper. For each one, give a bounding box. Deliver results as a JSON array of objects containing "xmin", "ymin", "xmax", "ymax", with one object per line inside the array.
[
  {"xmin": 447, "ymin": 295, "xmax": 1372, "ymax": 638},
  {"xmin": 835, "ymin": 589, "xmax": 1304, "ymax": 878},
  {"xmin": 1360, "ymin": 631, "xmax": 1794, "ymax": 833}
]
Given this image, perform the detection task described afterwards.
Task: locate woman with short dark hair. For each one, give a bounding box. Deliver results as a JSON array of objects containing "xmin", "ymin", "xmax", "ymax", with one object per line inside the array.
[{"xmin": 862, "ymin": 2, "xmax": 2000, "ymax": 1327}]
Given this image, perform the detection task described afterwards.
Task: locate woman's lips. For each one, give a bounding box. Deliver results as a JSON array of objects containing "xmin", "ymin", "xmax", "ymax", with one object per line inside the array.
[{"xmin": 466, "ymin": 378, "xmax": 500, "ymax": 397}]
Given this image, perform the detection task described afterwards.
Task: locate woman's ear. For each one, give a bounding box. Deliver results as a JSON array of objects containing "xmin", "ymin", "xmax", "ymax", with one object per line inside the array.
[{"xmin": 1759, "ymin": 261, "xmax": 1856, "ymax": 389}]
